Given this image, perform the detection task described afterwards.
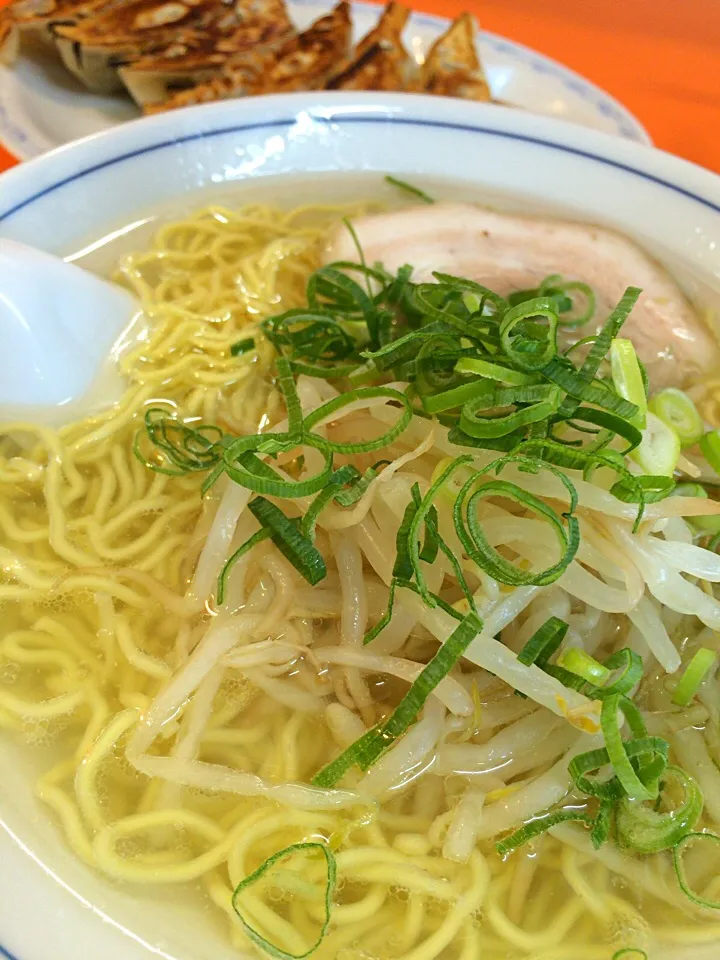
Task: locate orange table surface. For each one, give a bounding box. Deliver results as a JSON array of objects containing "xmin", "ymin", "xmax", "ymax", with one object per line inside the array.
[{"xmin": 0, "ymin": 0, "xmax": 718, "ymax": 174}]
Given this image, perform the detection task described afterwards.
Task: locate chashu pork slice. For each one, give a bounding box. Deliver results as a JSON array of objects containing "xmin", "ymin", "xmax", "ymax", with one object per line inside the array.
[
  {"xmin": 325, "ymin": 1, "xmax": 411, "ymax": 91},
  {"xmin": 154, "ymin": 1, "xmax": 353, "ymax": 111},
  {"xmin": 419, "ymin": 12, "xmax": 491, "ymax": 101},
  {"xmin": 53, "ymin": 0, "xmax": 245, "ymax": 94},
  {"xmin": 327, "ymin": 203, "xmax": 718, "ymax": 389},
  {"xmin": 119, "ymin": 0, "xmax": 293, "ymax": 108}
]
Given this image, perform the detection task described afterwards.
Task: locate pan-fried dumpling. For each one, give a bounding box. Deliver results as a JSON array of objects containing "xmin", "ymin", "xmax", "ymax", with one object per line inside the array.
[
  {"xmin": 246, "ymin": 0, "xmax": 352, "ymax": 95},
  {"xmin": 154, "ymin": 2, "xmax": 352, "ymax": 112},
  {"xmin": 1, "ymin": 0, "xmax": 117, "ymax": 56},
  {"xmin": 0, "ymin": 14, "xmax": 19, "ymax": 64},
  {"xmin": 53, "ymin": 0, "xmax": 244, "ymax": 94},
  {"xmin": 420, "ymin": 12, "xmax": 491, "ymax": 101},
  {"xmin": 119, "ymin": 0, "xmax": 293, "ymax": 108},
  {"xmin": 326, "ymin": 1, "xmax": 411, "ymax": 92}
]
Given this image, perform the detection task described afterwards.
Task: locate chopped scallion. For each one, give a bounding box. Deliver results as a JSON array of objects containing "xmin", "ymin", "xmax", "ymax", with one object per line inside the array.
[
  {"xmin": 616, "ymin": 765, "xmax": 702, "ymax": 854},
  {"xmin": 313, "ymin": 611, "xmax": 482, "ymax": 785},
  {"xmin": 632, "ymin": 412, "xmax": 681, "ymax": 477},
  {"xmin": 517, "ymin": 617, "xmax": 568, "ymax": 666},
  {"xmin": 455, "ymin": 356, "xmax": 539, "ymax": 386},
  {"xmin": 556, "ymin": 648, "xmax": 611, "ymax": 686},
  {"xmin": 496, "ymin": 809, "xmax": 594, "ymax": 856},
  {"xmin": 232, "ymin": 842, "xmax": 337, "ymax": 959},
  {"xmin": 230, "ymin": 337, "xmax": 256, "ymax": 357},
  {"xmin": 700, "ymin": 429, "xmax": 720, "ymax": 475},
  {"xmin": 248, "ymin": 497, "xmax": 326, "ymax": 586},
  {"xmin": 673, "ymin": 832, "xmax": 720, "ymax": 909},
  {"xmin": 611, "ymin": 338, "xmax": 648, "ymax": 429},
  {"xmin": 672, "ymin": 647, "xmax": 717, "ymax": 706},
  {"xmin": 649, "ymin": 388, "xmax": 703, "ymax": 447},
  {"xmin": 384, "ymin": 175, "xmax": 435, "ymax": 204}
]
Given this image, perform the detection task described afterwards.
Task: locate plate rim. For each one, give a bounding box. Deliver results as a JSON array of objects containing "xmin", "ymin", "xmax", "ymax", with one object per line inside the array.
[{"xmin": 0, "ymin": 0, "xmax": 650, "ymax": 161}]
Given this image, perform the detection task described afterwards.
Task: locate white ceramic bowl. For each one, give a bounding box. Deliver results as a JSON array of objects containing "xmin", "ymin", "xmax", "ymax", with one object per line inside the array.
[{"xmin": 0, "ymin": 93, "xmax": 719, "ymax": 960}]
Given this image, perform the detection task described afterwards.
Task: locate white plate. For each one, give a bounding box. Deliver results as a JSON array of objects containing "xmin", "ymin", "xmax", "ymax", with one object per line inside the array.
[
  {"xmin": 0, "ymin": 0, "xmax": 650, "ymax": 160},
  {"xmin": 0, "ymin": 91, "xmax": 718, "ymax": 960}
]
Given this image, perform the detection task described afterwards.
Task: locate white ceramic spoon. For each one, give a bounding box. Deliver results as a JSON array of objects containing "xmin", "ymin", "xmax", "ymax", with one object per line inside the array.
[{"xmin": 0, "ymin": 238, "xmax": 140, "ymax": 425}]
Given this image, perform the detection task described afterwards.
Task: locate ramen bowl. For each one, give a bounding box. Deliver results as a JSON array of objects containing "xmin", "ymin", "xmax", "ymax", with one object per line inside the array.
[{"xmin": 0, "ymin": 93, "xmax": 719, "ymax": 960}]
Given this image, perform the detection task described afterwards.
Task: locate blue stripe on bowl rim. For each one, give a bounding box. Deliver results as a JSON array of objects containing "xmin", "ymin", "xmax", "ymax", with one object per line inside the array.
[
  {"xmin": 0, "ymin": 107, "xmax": 718, "ymax": 960},
  {"xmin": 0, "ymin": 114, "xmax": 717, "ymax": 226}
]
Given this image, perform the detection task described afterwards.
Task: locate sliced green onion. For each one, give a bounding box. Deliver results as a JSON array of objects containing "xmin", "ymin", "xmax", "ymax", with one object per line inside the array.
[
  {"xmin": 217, "ymin": 528, "xmax": 270, "ymax": 604},
  {"xmin": 592, "ymin": 648, "xmax": 643, "ymax": 699},
  {"xmin": 610, "ymin": 338, "xmax": 648, "ymax": 428},
  {"xmin": 672, "ymin": 647, "xmax": 717, "ymax": 706},
  {"xmin": 601, "ymin": 695, "xmax": 668, "ymax": 802},
  {"xmin": 616, "ymin": 765, "xmax": 703, "ymax": 853},
  {"xmin": 453, "ymin": 455, "xmax": 580, "ymax": 587},
  {"xmin": 311, "ymin": 724, "xmax": 382, "ymax": 788},
  {"xmin": 334, "ymin": 462, "xmax": 387, "ymax": 507},
  {"xmin": 672, "ymin": 832, "xmax": 720, "ymax": 909},
  {"xmin": 674, "ymin": 483, "xmax": 706, "ymax": 498},
  {"xmin": 459, "ymin": 383, "xmax": 560, "ymax": 439},
  {"xmin": 556, "ymin": 405, "xmax": 643, "ymax": 454},
  {"xmin": 500, "ymin": 297, "xmax": 559, "ymax": 372},
  {"xmin": 314, "ymin": 611, "xmax": 482, "ymax": 785},
  {"xmin": 232, "ymin": 842, "xmax": 337, "ymax": 959},
  {"xmin": 612, "ymin": 951, "xmax": 648, "ymax": 960},
  {"xmin": 134, "ymin": 408, "xmax": 226, "ymax": 476},
  {"xmin": 307, "ymin": 265, "xmax": 374, "ymax": 319},
  {"xmin": 673, "ymin": 484, "xmax": 720, "ymax": 534},
  {"xmin": 418, "ymin": 505, "xmax": 440, "ymax": 564},
  {"xmin": 542, "ymin": 662, "xmax": 588, "ymax": 692},
  {"xmin": 650, "ymin": 388, "xmax": 703, "ymax": 447},
  {"xmin": 542, "ymin": 277, "xmax": 595, "ymax": 328},
  {"xmin": 544, "ymin": 359, "xmax": 639, "ymax": 419},
  {"xmin": 557, "ymin": 286, "xmax": 642, "ymax": 420},
  {"xmin": 590, "ymin": 797, "xmax": 615, "ymax": 849},
  {"xmin": 275, "ymin": 356, "xmax": 304, "ymax": 439},
  {"xmin": 431, "ymin": 273, "xmax": 509, "ymax": 316},
  {"xmin": 632, "ymin": 412, "xmax": 681, "ymax": 477},
  {"xmin": 411, "ymin": 283, "xmax": 485, "ymax": 341},
  {"xmin": 392, "ymin": 497, "xmax": 418, "ymax": 581},
  {"xmin": 509, "ymin": 276, "xmax": 596, "ymax": 328},
  {"xmin": 517, "ymin": 617, "xmax": 568, "ymax": 666},
  {"xmin": 248, "ymin": 497, "xmax": 326, "ymax": 586},
  {"xmin": 404, "ymin": 456, "xmax": 471, "ymax": 603},
  {"xmin": 700, "ymin": 429, "xmax": 720, "ymax": 475},
  {"xmin": 496, "ymin": 809, "xmax": 594, "ymax": 856},
  {"xmin": 230, "ymin": 337, "xmax": 256, "ymax": 357},
  {"xmin": 569, "ymin": 746, "xmax": 625, "ymax": 801},
  {"xmin": 423, "ymin": 379, "xmax": 492, "ymax": 415},
  {"xmin": 455, "ymin": 357, "xmax": 539, "ymax": 386},
  {"xmin": 301, "ymin": 465, "xmax": 359, "ymax": 541},
  {"xmin": 556, "ymin": 648, "xmax": 611, "ymax": 686},
  {"xmin": 610, "ymin": 473, "xmax": 676, "ymax": 507},
  {"xmin": 302, "ymin": 387, "xmax": 412, "ymax": 454},
  {"xmin": 384, "ymin": 175, "xmax": 434, "ymax": 204}
]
